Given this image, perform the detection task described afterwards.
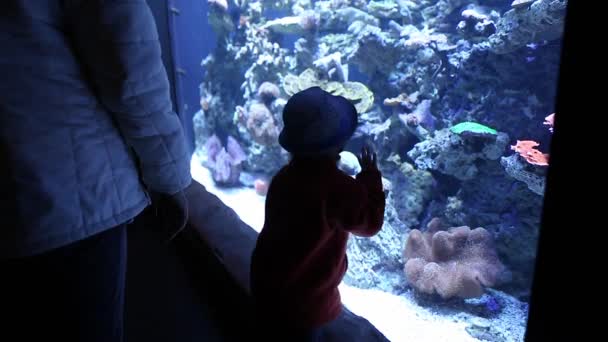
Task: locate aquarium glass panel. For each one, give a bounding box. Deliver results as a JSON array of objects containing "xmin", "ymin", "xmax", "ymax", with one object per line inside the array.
[{"xmin": 190, "ymin": 1, "xmax": 566, "ymax": 341}]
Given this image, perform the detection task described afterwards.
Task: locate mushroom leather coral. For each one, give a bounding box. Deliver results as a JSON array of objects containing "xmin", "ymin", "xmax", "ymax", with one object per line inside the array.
[{"xmin": 403, "ymin": 218, "xmax": 505, "ymax": 299}]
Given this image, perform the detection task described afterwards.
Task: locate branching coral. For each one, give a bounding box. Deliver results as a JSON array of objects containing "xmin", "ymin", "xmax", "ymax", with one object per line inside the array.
[{"xmin": 510, "ymin": 140, "xmax": 549, "ymax": 166}]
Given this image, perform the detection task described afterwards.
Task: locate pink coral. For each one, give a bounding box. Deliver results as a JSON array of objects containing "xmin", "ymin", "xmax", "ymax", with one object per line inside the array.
[
  {"xmin": 254, "ymin": 179, "xmax": 269, "ymax": 196},
  {"xmin": 246, "ymin": 103, "xmax": 279, "ymax": 146},
  {"xmin": 403, "ymin": 218, "xmax": 506, "ymax": 299},
  {"xmin": 398, "ymin": 100, "xmax": 435, "ymax": 130},
  {"xmin": 256, "ymin": 82, "xmax": 281, "ymax": 104},
  {"xmin": 511, "ymin": 140, "xmax": 549, "ymax": 166}
]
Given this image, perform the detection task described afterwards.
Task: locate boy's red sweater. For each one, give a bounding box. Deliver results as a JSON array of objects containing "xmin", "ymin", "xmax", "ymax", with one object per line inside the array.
[{"xmin": 250, "ymin": 156, "xmax": 385, "ymax": 330}]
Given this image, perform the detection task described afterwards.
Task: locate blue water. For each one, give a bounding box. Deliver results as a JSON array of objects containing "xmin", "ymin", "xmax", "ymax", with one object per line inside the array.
[{"xmin": 186, "ymin": 1, "xmax": 568, "ymax": 340}]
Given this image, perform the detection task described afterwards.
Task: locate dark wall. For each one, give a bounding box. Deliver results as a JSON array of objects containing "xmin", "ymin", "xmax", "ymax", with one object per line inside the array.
[{"xmin": 147, "ymin": 0, "xmax": 215, "ymax": 154}]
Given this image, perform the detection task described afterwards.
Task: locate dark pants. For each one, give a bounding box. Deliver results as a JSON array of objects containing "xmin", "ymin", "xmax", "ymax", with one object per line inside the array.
[{"xmin": 1, "ymin": 224, "xmax": 128, "ymax": 342}]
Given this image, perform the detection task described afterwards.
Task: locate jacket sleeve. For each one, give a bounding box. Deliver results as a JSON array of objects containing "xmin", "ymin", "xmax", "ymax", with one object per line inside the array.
[
  {"xmin": 328, "ymin": 169, "xmax": 386, "ymax": 237},
  {"xmin": 64, "ymin": 0, "xmax": 191, "ymax": 195}
]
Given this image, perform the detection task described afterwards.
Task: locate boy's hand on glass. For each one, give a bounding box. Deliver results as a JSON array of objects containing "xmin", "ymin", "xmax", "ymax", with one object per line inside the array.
[{"xmin": 358, "ymin": 145, "xmax": 378, "ymax": 172}]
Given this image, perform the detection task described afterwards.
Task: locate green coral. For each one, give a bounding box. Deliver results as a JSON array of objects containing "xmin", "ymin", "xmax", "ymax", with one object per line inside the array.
[
  {"xmin": 450, "ymin": 122, "xmax": 498, "ymax": 135},
  {"xmin": 398, "ymin": 160, "xmax": 434, "ymax": 193},
  {"xmin": 282, "ymin": 68, "xmax": 374, "ymax": 113}
]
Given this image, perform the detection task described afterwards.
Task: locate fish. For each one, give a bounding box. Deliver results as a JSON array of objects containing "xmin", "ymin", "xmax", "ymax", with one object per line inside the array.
[{"xmin": 526, "ymin": 43, "xmax": 538, "ymax": 50}]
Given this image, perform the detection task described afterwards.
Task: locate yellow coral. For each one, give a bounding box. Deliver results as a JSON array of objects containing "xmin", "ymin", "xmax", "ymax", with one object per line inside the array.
[
  {"xmin": 342, "ymin": 81, "xmax": 374, "ymax": 113},
  {"xmin": 281, "ymin": 68, "xmax": 375, "ymax": 113},
  {"xmin": 282, "ymin": 74, "xmax": 300, "ymax": 96},
  {"xmin": 324, "ymin": 81, "xmax": 343, "ymax": 95}
]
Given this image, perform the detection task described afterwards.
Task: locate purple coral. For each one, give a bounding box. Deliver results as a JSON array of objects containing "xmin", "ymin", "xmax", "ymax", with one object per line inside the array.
[
  {"xmin": 204, "ymin": 134, "xmax": 222, "ymax": 162},
  {"xmin": 213, "ymin": 148, "xmax": 238, "ymax": 184},
  {"xmin": 226, "ymin": 135, "xmax": 246, "ymax": 164},
  {"xmin": 205, "ymin": 135, "xmax": 246, "ymax": 186}
]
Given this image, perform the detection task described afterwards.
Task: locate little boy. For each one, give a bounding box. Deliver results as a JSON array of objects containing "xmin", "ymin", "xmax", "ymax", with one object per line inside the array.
[{"xmin": 250, "ymin": 86, "xmax": 386, "ymax": 341}]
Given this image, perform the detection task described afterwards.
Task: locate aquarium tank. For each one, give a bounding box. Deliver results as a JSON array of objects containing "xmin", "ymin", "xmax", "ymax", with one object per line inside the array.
[{"xmin": 186, "ymin": 0, "xmax": 567, "ymax": 341}]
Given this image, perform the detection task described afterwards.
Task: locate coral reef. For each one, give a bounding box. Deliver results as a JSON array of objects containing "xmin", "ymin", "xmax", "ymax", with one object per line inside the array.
[
  {"xmin": 202, "ymin": 135, "xmax": 247, "ymax": 186},
  {"xmin": 403, "ymin": 218, "xmax": 506, "ymax": 299},
  {"xmin": 345, "ymin": 196, "xmax": 407, "ymax": 293},
  {"xmin": 510, "ymin": 140, "xmax": 549, "ymax": 166},
  {"xmin": 426, "ymin": 161, "xmax": 544, "ymax": 299},
  {"xmin": 487, "ymin": 0, "xmax": 568, "ymax": 54},
  {"xmin": 236, "ymin": 102, "xmax": 279, "ymax": 146},
  {"xmin": 386, "ymin": 154, "xmax": 434, "ymax": 229},
  {"xmin": 457, "ymin": 6, "xmax": 499, "ymax": 40},
  {"xmin": 282, "ymin": 68, "xmax": 374, "ymax": 113},
  {"xmin": 260, "ymin": 11, "xmax": 320, "ymax": 35},
  {"xmin": 367, "ymin": 1, "xmax": 401, "ymax": 20},
  {"xmin": 407, "ymin": 126, "xmax": 509, "ymax": 181},
  {"xmin": 256, "ymin": 81, "xmax": 282, "ymax": 105},
  {"xmin": 398, "ymin": 99, "xmax": 436, "ymax": 140},
  {"xmin": 348, "ymin": 23, "xmax": 399, "ymax": 78},
  {"xmin": 195, "ymin": 0, "xmax": 567, "ymax": 303},
  {"xmin": 500, "ymin": 113, "xmax": 552, "ymax": 195},
  {"xmin": 320, "ymin": 7, "xmax": 380, "ymax": 32},
  {"xmin": 501, "ymin": 154, "xmax": 546, "ymax": 196}
]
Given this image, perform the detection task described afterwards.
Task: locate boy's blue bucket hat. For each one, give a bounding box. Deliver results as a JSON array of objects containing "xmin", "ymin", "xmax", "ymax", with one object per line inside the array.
[{"xmin": 279, "ymin": 86, "xmax": 358, "ymax": 155}]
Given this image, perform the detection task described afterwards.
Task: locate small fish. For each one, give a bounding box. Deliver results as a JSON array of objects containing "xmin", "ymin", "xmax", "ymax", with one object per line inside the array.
[
  {"xmin": 525, "ymin": 56, "xmax": 536, "ymax": 63},
  {"xmin": 526, "ymin": 43, "xmax": 538, "ymax": 50}
]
